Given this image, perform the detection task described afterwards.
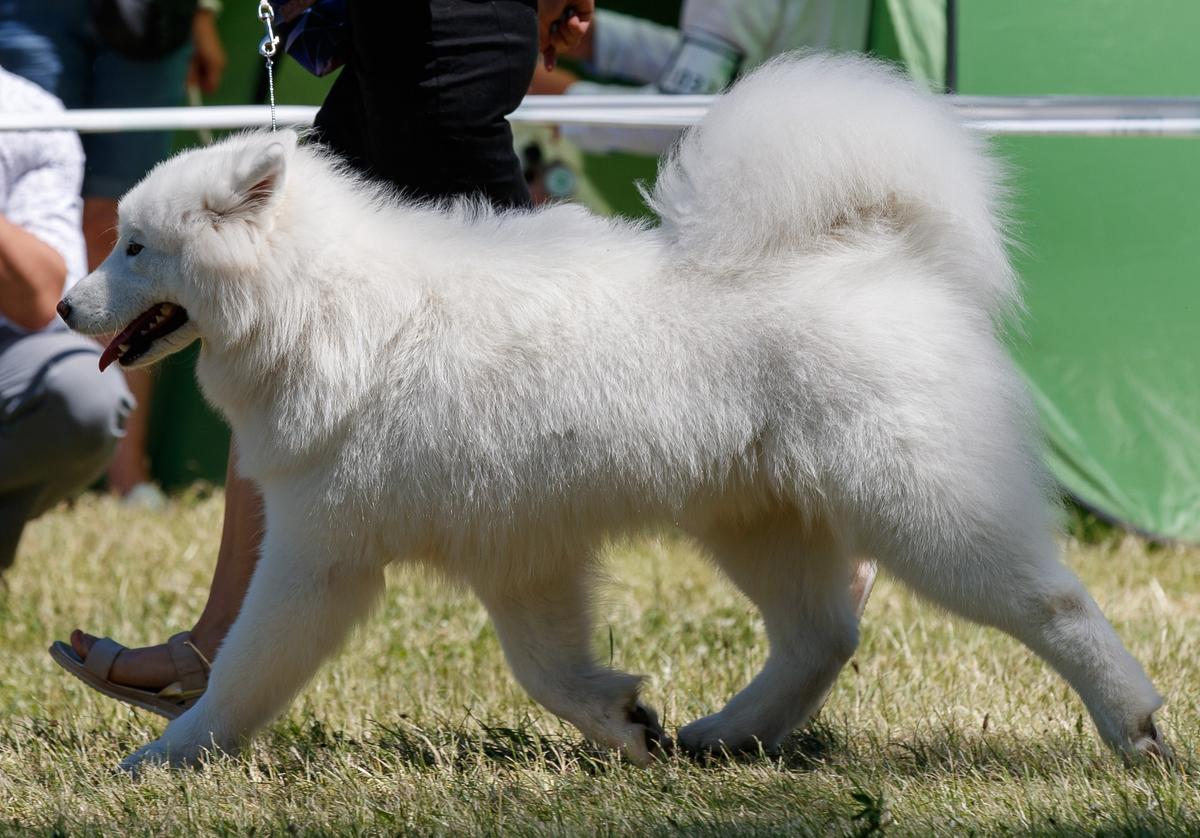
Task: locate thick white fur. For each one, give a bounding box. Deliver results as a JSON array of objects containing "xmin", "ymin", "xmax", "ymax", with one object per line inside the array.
[{"xmin": 62, "ymin": 54, "xmax": 1166, "ymax": 770}]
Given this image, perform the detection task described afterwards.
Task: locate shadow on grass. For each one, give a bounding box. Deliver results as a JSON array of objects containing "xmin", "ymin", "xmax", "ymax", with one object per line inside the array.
[
  {"xmin": 791, "ymin": 721, "xmax": 1195, "ymax": 785},
  {"xmin": 272, "ymin": 714, "xmax": 852, "ymax": 776},
  {"xmin": 261, "ymin": 713, "xmax": 625, "ymax": 776},
  {"xmin": 261, "ymin": 712, "xmax": 1194, "ymax": 786}
]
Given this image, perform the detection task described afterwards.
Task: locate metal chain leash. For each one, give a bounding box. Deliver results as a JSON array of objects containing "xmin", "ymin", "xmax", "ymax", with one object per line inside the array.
[{"xmin": 257, "ymin": 0, "xmax": 280, "ymax": 132}]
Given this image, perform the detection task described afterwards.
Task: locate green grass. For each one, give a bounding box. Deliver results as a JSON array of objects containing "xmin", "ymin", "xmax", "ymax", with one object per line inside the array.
[{"xmin": 1, "ymin": 491, "xmax": 1196, "ymax": 835}]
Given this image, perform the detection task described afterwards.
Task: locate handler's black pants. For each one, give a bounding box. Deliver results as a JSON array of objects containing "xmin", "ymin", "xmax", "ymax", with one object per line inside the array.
[{"xmin": 314, "ymin": 0, "xmax": 538, "ymax": 210}]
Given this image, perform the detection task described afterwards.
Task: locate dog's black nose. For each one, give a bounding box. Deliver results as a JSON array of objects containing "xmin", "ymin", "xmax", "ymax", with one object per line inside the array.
[{"xmin": 56, "ymin": 299, "xmax": 71, "ymax": 321}]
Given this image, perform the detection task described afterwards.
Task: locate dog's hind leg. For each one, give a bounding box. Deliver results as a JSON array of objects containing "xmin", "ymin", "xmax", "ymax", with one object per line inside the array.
[
  {"xmin": 473, "ymin": 566, "xmax": 670, "ymax": 764},
  {"xmin": 875, "ymin": 500, "xmax": 1168, "ymax": 761},
  {"xmin": 678, "ymin": 518, "xmax": 860, "ymax": 756},
  {"xmin": 120, "ymin": 520, "xmax": 385, "ymax": 772}
]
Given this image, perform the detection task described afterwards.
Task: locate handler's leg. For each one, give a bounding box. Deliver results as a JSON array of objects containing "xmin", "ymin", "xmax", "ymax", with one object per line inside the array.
[
  {"xmin": 70, "ymin": 448, "xmax": 263, "ymax": 684},
  {"xmin": 0, "ymin": 330, "xmax": 131, "ymax": 570}
]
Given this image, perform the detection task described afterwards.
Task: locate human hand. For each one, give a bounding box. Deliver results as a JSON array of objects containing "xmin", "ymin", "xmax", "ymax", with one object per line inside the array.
[
  {"xmin": 188, "ymin": 9, "xmax": 227, "ymax": 95},
  {"xmin": 537, "ymin": 0, "xmax": 594, "ymax": 70}
]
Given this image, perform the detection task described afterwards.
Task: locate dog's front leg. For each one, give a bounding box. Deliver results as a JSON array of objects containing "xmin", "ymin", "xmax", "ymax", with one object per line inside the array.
[
  {"xmin": 121, "ymin": 524, "xmax": 385, "ymax": 774},
  {"xmin": 474, "ymin": 568, "xmax": 670, "ymax": 764}
]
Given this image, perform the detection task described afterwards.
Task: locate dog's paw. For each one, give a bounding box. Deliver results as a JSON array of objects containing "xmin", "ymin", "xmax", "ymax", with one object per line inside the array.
[
  {"xmin": 119, "ymin": 739, "xmax": 178, "ymax": 777},
  {"xmin": 677, "ymin": 712, "xmax": 766, "ymax": 759},
  {"xmin": 620, "ymin": 701, "xmax": 673, "ymax": 765},
  {"xmin": 1125, "ymin": 716, "xmax": 1174, "ymax": 766},
  {"xmin": 119, "ymin": 735, "xmax": 209, "ymax": 776},
  {"xmin": 573, "ymin": 671, "xmax": 671, "ymax": 765}
]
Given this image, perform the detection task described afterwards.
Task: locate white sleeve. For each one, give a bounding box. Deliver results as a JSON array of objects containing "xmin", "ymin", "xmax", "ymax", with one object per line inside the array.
[
  {"xmin": 561, "ymin": 1, "xmax": 754, "ymax": 149},
  {"xmin": 588, "ymin": 10, "xmax": 682, "ymax": 85},
  {"xmin": 679, "ymin": 0, "xmax": 773, "ymax": 56},
  {"xmin": 676, "ymin": 0, "xmax": 871, "ymax": 76},
  {"xmin": 561, "ymin": 0, "xmax": 871, "ymax": 154},
  {"xmin": 654, "ymin": 0, "xmax": 760, "ymax": 94}
]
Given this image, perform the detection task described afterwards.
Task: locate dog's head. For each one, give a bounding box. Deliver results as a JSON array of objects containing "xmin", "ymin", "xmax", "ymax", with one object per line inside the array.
[{"xmin": 58, "ymin": 130, "xmax": 299, "ymax": 370}]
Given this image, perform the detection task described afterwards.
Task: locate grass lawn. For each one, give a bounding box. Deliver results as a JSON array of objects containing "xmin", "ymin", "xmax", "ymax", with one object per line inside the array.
[{"xmin": 0, "ymin": 491, "xmax": 1196, "ymax": 835}]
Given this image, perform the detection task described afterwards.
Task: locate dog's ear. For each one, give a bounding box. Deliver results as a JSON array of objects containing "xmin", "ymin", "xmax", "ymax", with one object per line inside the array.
[
  {"xmin": 190, "ymin": 131, "xmax": 299, "ymax": 276},
  {"xmin": 210, "ymin": 130, "xmax": 298, "ymax": 221}
]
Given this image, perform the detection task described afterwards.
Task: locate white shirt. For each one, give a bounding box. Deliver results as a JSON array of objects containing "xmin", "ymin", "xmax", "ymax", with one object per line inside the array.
[
  {"xmin": 0, "ymin": 67, "xmax": 87, "ymax": 333},
  {"xmin": 567, "ymin": 0, "xmax": 870, "ymax": 153}
]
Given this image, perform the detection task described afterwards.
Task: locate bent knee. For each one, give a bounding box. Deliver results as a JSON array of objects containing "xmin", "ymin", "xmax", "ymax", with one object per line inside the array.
[{"xmin": 42, "ymin": 358, "xmax": 133, "ymax": 462}]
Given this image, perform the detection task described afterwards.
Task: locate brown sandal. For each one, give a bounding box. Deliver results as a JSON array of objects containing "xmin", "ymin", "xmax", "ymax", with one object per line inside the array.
[{"xmin": 49, "ymin": 631, "xmax": 211, "ymax": 720}]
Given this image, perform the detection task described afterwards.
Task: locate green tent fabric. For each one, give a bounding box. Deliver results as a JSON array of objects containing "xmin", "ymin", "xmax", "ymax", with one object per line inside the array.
[
  {"xmin": 957, "ymin": 0, "xmax": 1200, "ymax": 541},
  {"xmin": 881, "ymin": 0, "xmax": 945, "ymax": 91}
]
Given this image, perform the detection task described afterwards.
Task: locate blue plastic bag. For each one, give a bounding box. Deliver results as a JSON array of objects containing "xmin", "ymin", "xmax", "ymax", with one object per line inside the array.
[{"xmin": 274, "ymin": 0, "xmax": 348, "ymax": 77}]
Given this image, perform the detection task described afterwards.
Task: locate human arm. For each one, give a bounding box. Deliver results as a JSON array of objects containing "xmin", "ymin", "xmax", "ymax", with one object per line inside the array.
[
  {"xmin": 188, "ymin": 7, "xmax": 227, "ymax": 95},
  {"xmin": 532, "ymin": 9, "xmax": 682, "ymax": 92},
  {"xmin": 527, "ymin": 10, "xmax": 685, "ymax": 153},
  {"xmin": 0, "ymin": 126, "xmax": 85, "ymax": 331},
  {"xmin": 584, "ymin": 10, "xmax": 682, "ymax": 84},
  {"xmin": 0, "ymin": 214, "xmax": 69, "ymax": 330}
]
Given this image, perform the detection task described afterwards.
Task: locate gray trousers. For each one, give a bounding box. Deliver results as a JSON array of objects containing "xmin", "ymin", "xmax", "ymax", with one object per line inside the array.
[{"xmin": 0, "ymin": 327, "xmax": 133, "ymax": 570}]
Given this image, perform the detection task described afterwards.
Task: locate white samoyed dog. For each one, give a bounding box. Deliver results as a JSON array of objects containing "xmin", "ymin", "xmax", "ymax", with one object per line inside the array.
[{"xmin": 60, "ymin": 54, "xmax": 1168, "ymax": 771}]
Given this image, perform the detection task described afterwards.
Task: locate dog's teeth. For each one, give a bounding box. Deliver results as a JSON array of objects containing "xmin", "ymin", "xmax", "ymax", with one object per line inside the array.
[
  {"xmin": 160, "ymin": 304, "xmax": 172, "ymax": 315},
  {"xmin": 118, "ymin": 343, "xmax": 130, "ymax": 353}
]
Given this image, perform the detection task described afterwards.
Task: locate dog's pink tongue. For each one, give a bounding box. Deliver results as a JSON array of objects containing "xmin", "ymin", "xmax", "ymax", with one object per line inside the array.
[
  {"xmin": 98, "ymin": 337, "xmax": 123, "ymax": 372},
  {"xmin": 98, "ymin": 307, "xmax": 160, "ymax": 371}
]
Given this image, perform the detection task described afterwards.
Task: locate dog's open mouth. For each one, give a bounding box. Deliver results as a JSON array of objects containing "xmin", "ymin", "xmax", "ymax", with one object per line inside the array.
[{"xmin": 99, "ymin": 303, "xmax": 190, "ymax": 371}]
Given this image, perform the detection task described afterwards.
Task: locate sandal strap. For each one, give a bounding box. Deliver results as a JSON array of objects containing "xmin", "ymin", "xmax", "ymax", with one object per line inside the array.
[
  {"xmin": 165, "ymin": 632, "xmax": 209, "ymax": 696},
  {"xmin": 83, "ymin": 637, "xmax": 125, "ymax": 680}
]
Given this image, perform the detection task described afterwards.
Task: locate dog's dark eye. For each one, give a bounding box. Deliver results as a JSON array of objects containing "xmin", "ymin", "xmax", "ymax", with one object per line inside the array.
[{"xmin": 126, "ymin": 241, "xmax": 144, "ymax": 256}]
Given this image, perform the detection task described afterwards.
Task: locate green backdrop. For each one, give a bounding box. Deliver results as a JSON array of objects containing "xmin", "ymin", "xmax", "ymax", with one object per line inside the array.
[
  {"xmin": 152, "ymin": 2, "xmax": 1200, "ymax": 545},
  {"xmin": 957, "ymin": 0, "xmax": 1200, "ymax": 541}
]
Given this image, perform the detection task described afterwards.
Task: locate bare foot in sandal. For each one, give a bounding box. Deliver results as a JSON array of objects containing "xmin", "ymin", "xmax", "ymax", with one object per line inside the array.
[
  {"xmin": 49, "ymin": 449, "xmax": 261, "ymax": 718},
  {"xmin": 50, "ymin": 629, "xmax": 215, "ymax": 719},
  {"xmin": 69, "ymin": 628, "xmax": 220, "ymax": 690}
]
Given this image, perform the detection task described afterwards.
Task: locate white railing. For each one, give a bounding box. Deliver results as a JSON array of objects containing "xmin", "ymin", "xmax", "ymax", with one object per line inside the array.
[{"xmin": 1, "ymin": 96, "xmax": 1199, "ymax": 137}]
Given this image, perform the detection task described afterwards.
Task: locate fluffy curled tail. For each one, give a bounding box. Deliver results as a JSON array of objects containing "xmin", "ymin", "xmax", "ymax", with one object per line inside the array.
[{"xmin": 646, "ymin": 53, "xmax": 1017, "ymax": 317}]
